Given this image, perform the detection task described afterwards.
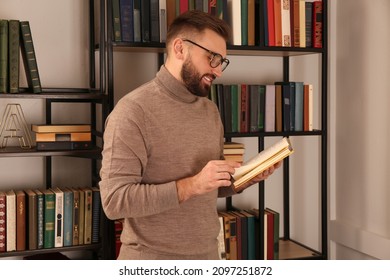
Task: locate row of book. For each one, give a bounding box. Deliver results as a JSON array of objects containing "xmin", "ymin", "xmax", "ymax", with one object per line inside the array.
[
  {"xmin": 209, "ymin": 82, "xmax": 313, "ymax": 134},
  {"xmin": 218, "ymin": 208, "xmax": 280, "ymax": 260},
  {"xmin": 112, "ymin": 0, "xmax": 323, "ymax": 48},
  {"xmin": 31, "ymin": 124, "xmax": 93, "ymax": 151},
  {"xmin": 0, "ymin": 187, "xmax": 101, "ymax": 253},
  {"xmin": 224, "ymin": 141, "xmax": 245, "ymax": 163},
  {"xmin": 0, "ymin": 19, "xmax": 42, "ymax": 94}
]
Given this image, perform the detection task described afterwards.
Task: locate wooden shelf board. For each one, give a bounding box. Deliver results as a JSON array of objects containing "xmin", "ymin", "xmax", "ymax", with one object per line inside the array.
[{"xmin": 279, "ymin": 239, "xmax": 322, "ymax": 260}]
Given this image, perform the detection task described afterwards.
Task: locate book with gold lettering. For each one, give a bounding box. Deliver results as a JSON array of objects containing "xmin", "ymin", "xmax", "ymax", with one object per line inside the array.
[
  {"xmin": 233, "ymin": 137, "xmax": 293, "ymax": 191},
  {"xmin": 42, "ymin": 189, "xmax": 55, "ymax": 248}
]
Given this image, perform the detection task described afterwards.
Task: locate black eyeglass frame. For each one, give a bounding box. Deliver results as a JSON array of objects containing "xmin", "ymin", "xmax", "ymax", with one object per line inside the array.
[{"xmin": 182, "ymin": 39, "xmax": 230, "ymax": 71}]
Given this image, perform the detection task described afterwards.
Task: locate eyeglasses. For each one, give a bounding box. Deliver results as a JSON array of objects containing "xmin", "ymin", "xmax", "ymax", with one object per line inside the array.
[{"xmin": 182, "ymin": 39, "xmax": 230, "ymax": 72}]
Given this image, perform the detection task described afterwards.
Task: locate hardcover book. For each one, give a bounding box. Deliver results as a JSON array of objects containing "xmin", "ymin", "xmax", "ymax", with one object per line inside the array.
[
  {"xmin": 83, "ymin": 187, "xmax": 93, "ymax": 244},
  {"xmin": 20, "ymin": 21, "xmax": 42, "ymax": 93},
  {"xmin": 25, "ymin": 189, "xmax": 38, "ymax": 250},
  {"xmin": 5, "ymin": 190, "xmax": 16, "ymax": 252},
  {"xmin": 15, "ymin": 190, "xmax": 26, "ymax": 251},
  {"xmin": 35, "ymin": 132, "xmax": 92, "ymax": 142},
  {"xmin": 232, "ymin": 137, "xmax": 294, "ymax": 191},
  {"xmin": 31, "ymin": 124, "xmax": 91, "ymax": 133},
  {"xmin": 0, "ymin": 191, "xmax": 6, "ymax": 252},
  {"xmin": 36, "ymin": 141, "xmax": 92, "ymax": 151},
  {"xmin": 34, "ymin": 189, "xmax": 44, "ymax": 249},
  {"xmin": 0, "ymin": 20, "xmax": 8, "ymax": 93},
  {"xmin": 8, "ymin": 20, "xmax": 20, "ymax": 93},
  {"xmin": 42, "ymin": 189, "xmax": 55, "ymax": 248},
  {"xmin": 71, "ymin": 188, "xmax": 80, "ymax": 246},
  {"xmin": 62, "ymin": 188, "xmax": 74, "ymax": 247},
  {"xmin": 52, "ymin": 187, "xmax": 64, "ymax": 248},
  {"xmin": 91, "ymin": 187, "xmax": 101, "ymax": 243}
]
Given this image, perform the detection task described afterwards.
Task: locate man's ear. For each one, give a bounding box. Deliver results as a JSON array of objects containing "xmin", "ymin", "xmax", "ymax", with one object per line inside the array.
[{"xmin": 172, "ymin": 38, "xmax": 185, "ymax": 60}]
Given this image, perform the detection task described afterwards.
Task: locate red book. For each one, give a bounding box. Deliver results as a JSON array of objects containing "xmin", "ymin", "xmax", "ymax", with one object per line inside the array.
[
  {"xmin": 312, "ymin": 0, "xmax": 323, "ymax": 48},
  {"xmin": 15, "ymin": 190, "xmax": 26, "ymax": 251},
  {"xmin": 179, "ymin": 0, "xmax": 189, "ymax": 14},
  {"xmin": 267, "ymin": 0, "xmax": 275, "ymax": 46}
]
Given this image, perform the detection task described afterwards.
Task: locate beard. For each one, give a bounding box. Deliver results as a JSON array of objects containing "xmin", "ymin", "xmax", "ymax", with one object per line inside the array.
[{"xmin": 181, "ymin": 57, "xmax": 215, "ymax": 97}]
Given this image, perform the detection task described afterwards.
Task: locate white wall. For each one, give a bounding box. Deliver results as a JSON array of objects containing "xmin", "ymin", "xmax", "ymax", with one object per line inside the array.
[
  {"xmin": 330, "ymin": 0, "xmax": 390, "ymax": 259},
  {"xmin": 0, "ymin": 0, "xmax": 93, "ymax": 193}
]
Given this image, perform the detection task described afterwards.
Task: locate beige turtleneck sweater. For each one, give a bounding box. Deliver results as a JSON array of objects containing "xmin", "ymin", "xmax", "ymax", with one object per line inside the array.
[{"xmin": 99, "ymin": 66, "xmax": 235, "ymax": 259}]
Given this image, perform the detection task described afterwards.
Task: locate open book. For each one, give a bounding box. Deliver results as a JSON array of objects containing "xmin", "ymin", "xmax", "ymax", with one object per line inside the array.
[{"xmin": 232, "ymin": 137, "xmax": 294, "ymax": 192}]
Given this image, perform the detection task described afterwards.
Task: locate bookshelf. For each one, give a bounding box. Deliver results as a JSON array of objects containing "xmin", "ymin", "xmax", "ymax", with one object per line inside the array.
[
  {"xmin": 0, "ymin": 1, "xmax": 110, "ymax": 259},
  {"xmin": 101, "ymin": 0, "xmax": 327, "ymax": 260}
]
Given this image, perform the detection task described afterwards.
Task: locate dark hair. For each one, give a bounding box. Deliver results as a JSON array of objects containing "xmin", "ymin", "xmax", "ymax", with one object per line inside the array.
[{"xmin": 166, "ymin": 10, "xmax": 231, "ymax": 47}]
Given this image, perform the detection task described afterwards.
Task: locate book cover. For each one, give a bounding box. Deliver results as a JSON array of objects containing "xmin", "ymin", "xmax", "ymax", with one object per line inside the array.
[
  {"xmin": 52, "ymin": 187, "xmax": 64, "ymax": 248},
  {"xmin": 0, "ymin": 20, "xmax": 8, "ymax": 93},
  {"xmin": 304, "ymin": 83, "xmax": 313, "ymax": 131},
  {"xmin": 275, "ymin": 83, "xmax": 283, "ymax": 132},
  {"xmin": 247, "ymin": 0, "xmax": 255, "ymax": 46},
  {"xmin": 217, "ymin": 214, "xmax": 226, "ymax": 260},
  {"xmin": 31, "ymin": 124, "xmax": 91, "ymax": 133},
  {"xmin": 62, "ymin": 187, "xmax": 74, "ymax": 247},
  {"xmin": 264, "ymin": 209, "xmax": 274, "ymax": 259},
  {"xmin": 83, "ymin": 187, "xmax": 93, "ymax": 244},
  {"xmin": 8, "ymin": 20, "xmax": 20, "ymax": 93},
  {"xmin": 133, "ymin": 0, "xmax": 141, "ymax": 42},
  {"xmin": 299, "ymin": 0, "xmax": 306, "ymax": 47},
  {"xmin": 42, "ymin": 189, "xmax": 55, "ymax": 248},
  {"xmin": 166, "ymin": 0, "xmax": 176, "ymax": 29},
  {"xmin": 0, "ymin": 191, "xmax": 6, "ymax": 252},
  {"xmin": 222, "ymin": 84, "xmax": 232, "ymax": 133},
  {"xmin": 230, "ymin": 84, "xmax": 239, "ymax": 133},
  {"xmin": 15, "ymin": 190, "xmax": 26, "ymax": 251},
  {"xmin": 241, "ymin": 0, "xmax": 248, "ymax": 46},
  {"xmin": 273, "ymin": 0, "xmax": 282, "ymax": 46},
  {"xmin": 159, "ymin": 0, "xmax": 167, "ymax": 42},
  {"xmin": 240, "ymin": 84, "xmax": 249, "ymax": 133},
  {"xmin": 5, "ymin": 190, "xmax": 16, "ymax": 252},
  {"xmin": 91, "ymin": 187, "xmax": 101, "ymax": 243},
  {"xmin": 20, "ymin": 21, "xmax": 42, "ymax": 93},
  {"xmin": 35, "ymin": 132, "xmax": 92, "ymax": 142},
  {"xmin": 240, "ymin": 210, "xmax": 256, "ymax": 259},
  {"xmin": 233, "ymin": 137, "xmax": 294, "ymax": 191},
  {"xmin": 25, "ymin": 189, "xmax": 38, "ymax": 250},
  {"xmin": 34, "ymin": 189, "xmax": 44, "ymax": 249},
  {"xmin": 294, "ymin": 81, "xmax": 304, "ymax": 131}
]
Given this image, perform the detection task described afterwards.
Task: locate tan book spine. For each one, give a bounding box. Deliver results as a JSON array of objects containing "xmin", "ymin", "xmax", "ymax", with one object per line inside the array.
[
  {"xmin": 6, "ymin": 190, "xmax": 16, "ymax": 251},
  {"xmin": 35, "ymin": 132, "xmax": 92, "ymax": 142},
  {"xmin": 31, "ymin": 124, "xmax": 91, "ymax": 133}
]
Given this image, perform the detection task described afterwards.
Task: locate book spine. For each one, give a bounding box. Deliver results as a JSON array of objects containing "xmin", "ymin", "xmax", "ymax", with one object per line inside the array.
[
  {"xmin": 36, "ymin": 191, "xmax": 44, "ymax": 249},
  {"xmin": 63, "ymin": 189, "xmax": 73, "ymax": 247},
  {"xmin": 43, "ymin": 192, "xmax": 55, "ymax": 248},
  {"xmin": 159, "ymin": 0, "xmax": 167, "ymax": 42},
  {"xmin": 20, "ymin": 21, "xmax": 42, "ymax": 93},
  {"xmin": 312, "ymin": 1, "xmax": 323, "ymax": 48},
  {"xmin": 120, "ymin": 0, "xmax": 134, "ymax": 42},
  {"xmin": 54, "ymin": 189, "xmax": 64, "ymax": 248},
  {"xmin": 0, "ymin": 20, "xmax": 8, "ymax": 93},
  {"xmin": 35, "ymin": 132, "xmax": 92, "ymax": 142},
  {"xmin": 71, "ymin": 188, "xmax": 80, "ymax": 246},
  {"xmin": 112, "ymin": 0, "xmax": 122, "ymax": 42},
  {"xmin": 16, "ymin": 191, "xmax": 26, "ymax": 251},
  {"xmin": 8, "ymin": 20, "xmax": 20, "ymax": 93},
  {"xmin": 305, "ymin": 2, "xmax": 313, "ymax": 48},
  {"xmin": 6, "ymin": 191, "xmax": 16, "ymax": 252},
  {"xmin": 150, "ymin": 0, "xmax": 160, "ymax": 42},
  {"xmin": 0, "ymin": 193, "xmax": 6, "ymax": 252},
  {"xmin": 141, "ymin": 0, "xmax": 151, "ymax": 42},
  {"xmin": 83, "ymin": 188, "xmax": 93, "ymax": 244},
  {"xmin": 91, "ymin": 188, "xmax": 101, "ymax": 243},
  {"xmin": 36, "ymin": 141, "xmax": 92, "ymax": 151},
  {"xmin": 78, "ymin": 189, "xmax": 85, "ymax": 245},
  {"xmin": 27, "ymin": 190, "xmax": 38, "ymax": 250}
]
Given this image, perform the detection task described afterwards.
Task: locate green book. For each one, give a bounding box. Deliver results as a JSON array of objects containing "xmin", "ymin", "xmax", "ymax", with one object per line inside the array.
[
  {"xmin": 62, "ymin": 188, "xmax": 74, "ymax": 247},
  {"xmin": 241, "ymin": 0, "xmax": 248, "ymax": 46},
  {"xmin": 0, "ymin": 20, "xmax": 8, "ymax": 93},
  {"xmin": 8, "ymin": 20, "xmax": 20, "ymax": 93},
  {"xmin": 20, "ymin": 21, "xmax": 42, "ymax": 93},
  {"xmin": 42, "ymin": 189, "xmax": 55, "ymax": 248},
  {"xmin": 112, "ymin": 0, "xmax": 121, "ymax": 42}
]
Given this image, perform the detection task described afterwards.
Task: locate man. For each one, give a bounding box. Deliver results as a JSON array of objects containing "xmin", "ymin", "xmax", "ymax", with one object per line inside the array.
[{"xmin": 99, "ymin": 10, "xmax": 280, "ymax": 260}]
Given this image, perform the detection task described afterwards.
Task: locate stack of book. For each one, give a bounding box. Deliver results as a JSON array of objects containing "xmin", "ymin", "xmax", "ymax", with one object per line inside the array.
[
  {"xmin": 223, "ymin": 142, "xmax": 245, "ymax": 163},
  {"xmin": 0, "ymin": 19, "xmax": 42, "ymax": 94},
  {"xmin": 32, "ymin": 124, "xmax": 92, "ymax": 151},
  {"xmin": 0, "ymin": 187, "xmax": 101, "ymax": 252}
]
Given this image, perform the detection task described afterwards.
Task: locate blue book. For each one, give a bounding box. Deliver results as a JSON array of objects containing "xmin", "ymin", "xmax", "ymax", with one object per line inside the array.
[{"xmin": 120, "ymin": 0, "xmax": 134, "ymax": 42}]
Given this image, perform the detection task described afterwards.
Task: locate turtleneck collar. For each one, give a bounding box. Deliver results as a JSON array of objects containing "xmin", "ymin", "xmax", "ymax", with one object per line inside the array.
[{"xmin": 155, "ymin": 65, "xmax": 199, "ymax": 103}]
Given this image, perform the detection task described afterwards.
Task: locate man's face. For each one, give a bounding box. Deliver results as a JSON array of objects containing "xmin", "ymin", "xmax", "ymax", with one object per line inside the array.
[{"xmin": 180, "ymin": 54, "xmax": 215, "ymax": 97}]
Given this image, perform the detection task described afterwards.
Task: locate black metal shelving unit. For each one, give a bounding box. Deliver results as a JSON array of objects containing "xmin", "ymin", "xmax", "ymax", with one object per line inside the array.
[
  {"xmin": 101, "ymin": 0, "xmax": 328, "ymax": 260},
  {"xmin": 0, "ymin": 1, "xmax": 110, "ymax": 259}
]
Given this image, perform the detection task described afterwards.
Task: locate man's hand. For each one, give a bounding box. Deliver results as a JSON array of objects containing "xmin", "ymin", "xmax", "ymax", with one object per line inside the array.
[{"xmin": 176, "ymin": 160, "xmax": 240, "ymax": 203}]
